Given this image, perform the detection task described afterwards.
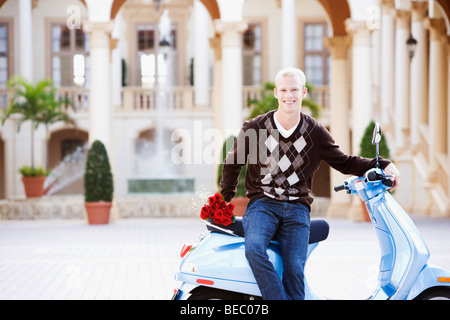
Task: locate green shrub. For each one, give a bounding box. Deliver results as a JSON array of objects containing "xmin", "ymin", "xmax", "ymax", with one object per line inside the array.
[
  {"xmin": 19, "ymin": 166, "xmax": 49, "ymax": 177},
  {"xmin": 359, "ymin": 121, "xmax": 390, "ymax": 159},
  {"xmin": 84, "ymin": 140, "xmax": 114, "ymax": 202}
]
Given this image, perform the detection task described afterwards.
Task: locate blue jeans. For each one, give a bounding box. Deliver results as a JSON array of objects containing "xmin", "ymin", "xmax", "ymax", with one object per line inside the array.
[{"xmin": 243, "ymin": 197, "xmax": 310, "ymax": 300}]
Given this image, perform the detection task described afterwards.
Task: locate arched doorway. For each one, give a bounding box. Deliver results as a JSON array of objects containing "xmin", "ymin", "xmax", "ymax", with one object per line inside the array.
[{"xmin": 46, "ymin": 128, "xmax": 88, "ymax": 195}]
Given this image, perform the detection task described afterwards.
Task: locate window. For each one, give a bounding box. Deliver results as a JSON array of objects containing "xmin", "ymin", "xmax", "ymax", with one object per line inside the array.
[
  {"xmin": 242, "ymin": 23, "xmax": 263, "ymax": 86},
  {"xmin": 303, "ymin": 23, "xmax": 329, "ymax": 86},
  {"xmin": 51, "ymin": 23, "xmax": 90, "ymax": 87},
  {"xmin": 136, "ymin": 23, "xmax": 178, "ymax": 87},
  {"xmin": 0, "ymin": 23, "xmax": 10, "ymax": 89}
]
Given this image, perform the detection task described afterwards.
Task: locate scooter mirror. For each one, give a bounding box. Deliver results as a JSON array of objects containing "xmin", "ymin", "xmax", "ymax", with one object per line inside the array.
[
  {"xmin": 372, "ymin": 122, "xmax": 382, "ymax": 168},
  {"xmin": 372, "ymin": 122, "xmax": 382, "ymax": 145}
]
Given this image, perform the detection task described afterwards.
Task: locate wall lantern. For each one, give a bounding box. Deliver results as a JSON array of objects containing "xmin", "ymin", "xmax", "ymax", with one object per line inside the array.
[{"xmin": 406, "ymin": 33, "xmax": 418, "ymax": 59}]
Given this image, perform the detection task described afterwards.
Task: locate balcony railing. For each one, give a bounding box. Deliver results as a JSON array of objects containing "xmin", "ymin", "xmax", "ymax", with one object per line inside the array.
[
  {"xmin": 1, "ymin": 85, "xmax": 330, "ymax": 115},
  {"xmin": 59, "ymin": 87, "xmax": 90, "ymax": 113},
  {"xmin": 0, "ymin": 87, "xmax": 90, "ymax": 114},
  {"xmin": 119, "ymin": 86, "xmax": 197, "ymax": 113}
]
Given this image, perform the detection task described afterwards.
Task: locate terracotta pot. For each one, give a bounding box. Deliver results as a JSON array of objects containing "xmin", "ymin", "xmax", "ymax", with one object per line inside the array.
[
  {"xmin": 21, "ymin": 176, "xmax": 46, "ymax": 197},
  {"xmin": 231, "ymin": 197, "xmax": 250, "ymax": 217},
  {"xmin": 84, "ymin": 202, "xmax": 112, "ymax": 225}
]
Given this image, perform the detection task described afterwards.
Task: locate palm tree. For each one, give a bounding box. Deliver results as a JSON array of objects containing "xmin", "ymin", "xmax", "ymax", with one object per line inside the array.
[{"xmin": 1, "ymin": 76, "xmax": 75, "ymax": 173}]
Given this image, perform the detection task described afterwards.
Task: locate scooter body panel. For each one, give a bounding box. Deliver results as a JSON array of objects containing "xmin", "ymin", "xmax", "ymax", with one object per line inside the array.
[
  {"xmin": 176, "ymin": 232, "xmax": 276, "ymax": 297},
  {"xmin": 180, "ymin": 233, "xmax": 281, "ymax": 282},
  {"xmin": 175, "ymin": 232, "xmax": 321, "ymax": 299},
  {"xmin": 366, "ymin": 192, "xmax": 431, "ymax": 299}
]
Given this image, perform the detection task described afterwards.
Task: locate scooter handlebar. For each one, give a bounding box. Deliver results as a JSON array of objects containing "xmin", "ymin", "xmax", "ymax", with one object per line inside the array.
[
  {"xmin": 382, "ymin": 178, "xmax": 395, "ymax": 188},
  {"xmin": 334, "ymin": 169, "xmax": 395, "ymax": 194},
  {"xmin": 334, "ymin": 184, "xmax": 346, "ymax": 192},
  {"xmin": 367, "ymin": 171, "xmax": 395, "ymax": 188}
]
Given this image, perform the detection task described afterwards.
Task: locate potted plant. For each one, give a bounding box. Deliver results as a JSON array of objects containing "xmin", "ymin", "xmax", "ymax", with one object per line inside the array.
[
  {"xmin": 359, "ymin": 120, "xmax": 391, "ymax": 221},
  {"xmin": 84, "ymin": 140, "xmax": 114, "ymax": 224},
  {"xmin": 1, "ymin": 76, "xmax": 74, "ymax": 197},
  {"xmin": 19, "ymin": 166, "xmax": 49, "ymax": 197},
  {"xmin": 217, "ymin": 136, "xmax": 248, "ymax": 216}
]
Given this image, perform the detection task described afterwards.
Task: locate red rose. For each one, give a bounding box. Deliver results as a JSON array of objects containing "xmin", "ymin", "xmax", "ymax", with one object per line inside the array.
[
  {"xmin": 213, "ymin": 209, "xmax": 224, "ymax": 224},
  {"xmin": 209, "ymin": 193, "xmax": 223, "ymax": 205},
  {"xmin": 210, "ymin": 202, "xmax": 218, "ymax": 212},
  {"xmin": 220, "ymin": 216, "xmax": 232, "ymax": 226},
  {"xmin": 200, "ymin": 193, "xmax": 235, "ymax": 226},
  {"xmin": 215, "ymin": 193, "xmax": 222, "ymax": 201},
  {"xmin": 218, "ymin": 200, "xmax": 226, "ymax": 210},
  {"xmin": 200, "ymin": 204, "xmax": 209, "ymax": 220}
]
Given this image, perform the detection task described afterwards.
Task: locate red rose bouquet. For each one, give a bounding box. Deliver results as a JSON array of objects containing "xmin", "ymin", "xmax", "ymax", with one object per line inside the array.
[{"xmin": 200, "ymin": 193, "xmax": 235, "ymax": 226}]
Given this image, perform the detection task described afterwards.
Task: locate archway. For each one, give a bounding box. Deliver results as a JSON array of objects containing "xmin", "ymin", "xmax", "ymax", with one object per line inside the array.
[
  {"xmin": 48, "ymin": 128, "xmax": 88, "ymax": 170},
  {"xmin": 110, "ymin": 0, "xmax": 220, "ymax": 20},
  {"xmin": 45, "ymin": 128, "xmax": 89, "ymax": 195},
  {"xmin": 316, "ymin": 0, "xmax": 351, "ymax": 36}
]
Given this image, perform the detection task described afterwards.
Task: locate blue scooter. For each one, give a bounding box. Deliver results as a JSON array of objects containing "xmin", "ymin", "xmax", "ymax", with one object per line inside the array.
[{"xmin": 173, "ymin": 123, "xmax": 450, "ymax": 300}]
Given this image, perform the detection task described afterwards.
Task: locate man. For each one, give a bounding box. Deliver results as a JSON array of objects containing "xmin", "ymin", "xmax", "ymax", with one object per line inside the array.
[{"xmin": 220, "ymin": 67, "xmax": 400, "ymax": 300}]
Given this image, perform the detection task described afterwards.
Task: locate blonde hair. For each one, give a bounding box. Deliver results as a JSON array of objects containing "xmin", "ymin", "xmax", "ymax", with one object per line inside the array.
[{"xmin": 274, "ymin": 68, "xmax": 306, "ymax": 88}]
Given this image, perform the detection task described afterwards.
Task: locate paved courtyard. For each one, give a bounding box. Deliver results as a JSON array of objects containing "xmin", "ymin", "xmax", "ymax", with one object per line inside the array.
[{"xmin": 0, "ymin": 214, "xmax": 449, "ymax": 300}]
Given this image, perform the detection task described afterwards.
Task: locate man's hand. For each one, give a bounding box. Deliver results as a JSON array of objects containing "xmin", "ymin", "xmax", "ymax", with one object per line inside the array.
[{"xmin": 384, "ymin": 163, "xmax": 400, "ymax": 191}]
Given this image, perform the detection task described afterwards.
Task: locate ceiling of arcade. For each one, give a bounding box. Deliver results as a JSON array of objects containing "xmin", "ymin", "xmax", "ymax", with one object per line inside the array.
[
  {"xmin": 0, "ymin": 0, "xmax": 449, "ymax": 36},
  {"xmin": 109, "ymin": 0, "xmax": 350, "ymax": 35}
]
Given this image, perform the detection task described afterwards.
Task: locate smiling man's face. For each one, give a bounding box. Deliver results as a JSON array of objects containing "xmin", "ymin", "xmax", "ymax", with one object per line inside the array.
[{"xmin": 274, "ymin": 75, "xmax": 307, "ymax": 116}]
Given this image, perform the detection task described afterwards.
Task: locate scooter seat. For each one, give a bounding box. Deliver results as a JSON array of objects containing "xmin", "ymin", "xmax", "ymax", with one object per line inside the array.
[{"xmin": 207, "ymin": 217, "xmax": 329, "ymax": 244}]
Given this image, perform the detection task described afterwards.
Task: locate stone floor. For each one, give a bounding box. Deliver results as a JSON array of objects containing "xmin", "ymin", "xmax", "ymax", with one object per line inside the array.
[{"xmin": 0, "ymin": 214, "xmax": 449, "ymax": 300}]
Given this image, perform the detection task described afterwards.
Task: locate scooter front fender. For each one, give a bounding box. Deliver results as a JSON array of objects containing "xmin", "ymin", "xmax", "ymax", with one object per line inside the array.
[{"xmin": 406, "ymin": 264, "xmax": 450, "ymax": 300}]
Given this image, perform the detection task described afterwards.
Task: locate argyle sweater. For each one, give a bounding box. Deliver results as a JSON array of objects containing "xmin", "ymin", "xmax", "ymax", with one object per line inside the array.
[{"xmin": 220, "ymin": 110, "xmax": 390, "ymax": 211}]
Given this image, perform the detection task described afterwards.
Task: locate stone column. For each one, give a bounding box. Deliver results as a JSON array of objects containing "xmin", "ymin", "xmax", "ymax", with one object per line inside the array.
[
  {"xmin": 214, "ymin": 20, "xmax": 248, "ymax": 135},
  {"xmin": 448, "ymin": 40, "xmax": 450, "ymax": 211},
  {"xmin": 346, "ymin": 20, "xmax": 373, "ymax": 221},
  {"xmin": 18, "ymin": 0, "xmax": 33, "ymax": 82},
  {"xmin": 281, "ymin": 0, "xmax": 297, "ymax": 68},
  {"xmin": 111, "ymin": 12, "xmax": 122, "ymax": 108},
  {"xmin": 448, "ymin": 39, "xmax": 450, "ymax": 167},
  {"xmin": 425, "ymin": 18, "xmax": 447, "ymax": 174},
  {"xmin": 345, "ymin": 20, "xmax": 373, "ymax": 156},
  {"xmin": 410, "ymin": 1, "xmax": 429, "ymax": 148},
  {"xmin": 83, "ymin": 22, "xmax": 114, "ymax": 151},
  {"xmin": 209, "ymin": 33, "xmax": 223, "ymax": 188},
  {"xmin": 194, "ymin": 0, "xmax": 211, "ymax": 107},
  {"xmin": 324, "ymin": 36, "xmax": 352, "ymax": 218},
  {"xmin": 380, "ymin": 0, "xmax": 395, "ymax": 125},
  {"xmin": 394, "ymin": 10, "xmax": 411, "ymax": 151}
]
